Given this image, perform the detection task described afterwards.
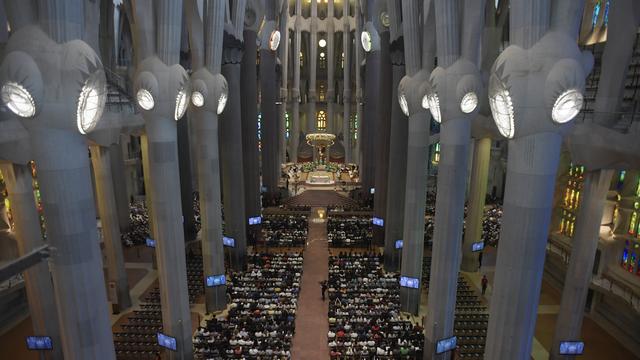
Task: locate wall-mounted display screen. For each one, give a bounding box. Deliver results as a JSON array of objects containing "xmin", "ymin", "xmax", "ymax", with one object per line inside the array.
[
  {"xmin": 206, "ymin": 275, "xmax": 226, "ymax": 287},
  {"xmin": 248, "ymin": 216, "xmax": 262, "ymax": 225},
  {"xmin": 395, "ymin": 240, "xmax": 403, "ymax": 249},
  {"xmin": 559, "ymin": 341, "xmax": 584, "ymax": 355},
  {"xmin": 372, "ymin": 217, "xmax": 384, "ymax": 227},
  {"xmin": 26, "ymin": 336, "xmax": 52, "ymax": 350},
  {"xmin": 145, "ymin": 238, "xmax": 156, "ymax": 248},
  {"xmin": 223, "ymin": 236, "xmax": 235, "ymax": 247},
  {"xmin": 399, "ymin": 276, "xmax": 419, "ymax": 289},
  {"xmin": 472, "ymin": 241, "xmax": 484, "ymax": 252},
  {"xmin": 157, "ymin": 333, "xmax": 177, "ymax": 351},
  {"xmin": 436, "ymin": 336, "xmax": 457, "ymax": 354}
]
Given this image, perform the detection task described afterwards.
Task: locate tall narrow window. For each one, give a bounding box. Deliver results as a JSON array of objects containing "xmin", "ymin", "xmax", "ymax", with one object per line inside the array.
[
  {"xmin": 285, "ymin": 112, "xmax": 290, "ymax": 139},
  {"xmin": 317, "ymin": 110, "xmax": 327, "ymax": 130},
  {"xmin": 592, "ymin": 1, "xmax": 601, "ymax": 29}
]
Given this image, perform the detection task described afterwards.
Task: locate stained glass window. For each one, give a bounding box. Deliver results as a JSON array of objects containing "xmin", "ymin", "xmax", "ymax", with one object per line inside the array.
[
  {"xmin": 352, "ymin": 114, "xmax": 358, "ymax": 141},
  {"xmin": 603, "ymin": 0, "xmax": 610, "ymax": 27},
  {"xmin": 257, "ymin": 113, "xmax": 262, "ymax": 150},
  {"xmin": 561, "ymin": 163, "xmax": 584, "ymax": 237},
  {"xmin": 317, "ymin": 111, "xmax": 327, "ymax": 130}
]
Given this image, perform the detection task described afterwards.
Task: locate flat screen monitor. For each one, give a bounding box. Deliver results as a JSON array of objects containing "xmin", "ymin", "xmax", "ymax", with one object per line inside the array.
[
  {"xmin": 372, "ymin": 217, "xmax": 384, "ymax": 227},
  {"xmin": 26, "ymin": 336, "xmax": 52, "ymax": 350},
  {"xmin": 436, "ymin": 336, "xmax": 457, "ymax": 354},
  {"xmin": 399, "ymin": 276, "xmax": 419, "ymax": 289},
  {"xmin": 559, "ymin": 341, "xmax": 584, "ymax": 355},
  {"xmin": 472, "ymin": 241, "xmax": 484, "ymax": 252},
  {"xmin": 370, "ymin": 187, "xmax": 375, "ymax": 194},
  {"xmin": 248, "ymin": 216, "xmax": 262, "ymax": 225},
  {"xmin": 157, "ymin": 332, "xmax": 177, "ymax": 351},
  {"xmin": 395, "ymin": 240, "xmax": 403, "ymax": 249},
  {"xmin": 206, "ymin": 274, "xmax": 226, "ymax": 287},
  {"xmin": 145, "ymin": 238, "xmax": 156, "ymax": 248},
  {"xmin": 223, "ymin": 236, "xmax": 235, "ymax": 247}
]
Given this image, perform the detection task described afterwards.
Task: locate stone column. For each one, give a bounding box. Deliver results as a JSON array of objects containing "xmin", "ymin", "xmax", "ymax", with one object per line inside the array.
[
  {"xmin": 342, "ymin": 0, "xmax": 352, "ymax": 163},
  {"xmin": 221, "ymin": 45, "xmax": 248, "ymax": 270},
  {"xmin": 177, "ymin": 113, "xmax": 196, "ymax": 240},
  {"xmin": 550, "ymin": 169, "xmax": 614, "ymax": 360},
  {"xmin": 291, "ymin": 0, "xmax": 302, "ymax": 162},
  {"xmin": 461, "ymin": 137, "xmax": 491, "ymax": 272},
  {"xmin": 279, "ymin": 2, "xmax": 290, "ymax": 164},
  {"xmin": 361, "ymin": 43, "xmax": 380, "ymax": 192},
  {"xmin": 192, "ymin": 88, "xmax": 227, "ymax": 312},
  {"xmin": 308, "ymin": 0, "xmax": 318, "ymax": 133},
  {"xmin": 485, "ymin": 133, "xmax": 563, "ymax": 359},
  {"xmin": 260, "ymin": 5, "xmax": 280, "ymax": 194},
  {"xmin": 109, "ymin": 142, "xmax": 131, "ymax": 232},
  {"xmin": 372, "ymin": 30, "xmax": 392, "ymax": 248},
  {"xmin": 0, "ymin": 162, "xmax": 63, "ymax": 360},
  {"xmin": 353, "ymin": 0, "xmax": 364, "ymax": 166},
  {"xmin": 398, "ymin": 0, "xmax": 432, "ymax": 315},
  {"xmin": 241, "ymin": 30, "xmax": 262, "ymax": 233},
  {"xmin": 383, "ymin": 49, "xmax": 406, "ymax": 272},
  {"xmin": 31, "ymin": 128, "xmax": 116, "ymax": 360},
  {"xmin": 327, "ymin": 0, "xmax": 336, "ymax": 134},
  {"xmin": 90, "ymin": 145, "xmax": 132, "ymax": 310}
]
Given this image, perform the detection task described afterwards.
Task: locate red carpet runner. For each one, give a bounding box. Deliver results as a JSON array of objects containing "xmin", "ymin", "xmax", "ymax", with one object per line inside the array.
[{"xmin": 291, "ymin": 207, "xmax": 330, "ymax": 359}]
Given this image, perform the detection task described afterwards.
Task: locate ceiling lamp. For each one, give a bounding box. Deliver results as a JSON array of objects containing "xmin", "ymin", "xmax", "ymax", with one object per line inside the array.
[
  {"xmin": 398, "ymin": 93, "xmax": 409, "ymax": 116},
  {"xmin": 319, "ymin": 39, "xmax": 327, "ymax": 48},
  {"xmin": 174, "ymin": 87, "xmax": 188, "ymax": 120},
  {"xmin": 269, "ymin": 30, "xmax": 281, "ymax": 51},
  {"xmin": 361, "ymin": 31, "xmax": 372, "ymax": 52},
  {"xmin": 427, "ymin": 93, "xmax": 441, "ymax": 123},
  {"xmin": 217, "ymin": 82, "xmax": 228, "ymax": 115},
  {"xmin": 460, "ymin": 92, "xmax": 478, "ymax": 114},
  {"xmin": 552, "ymin": 89, "xmax": 583, "ymax": 124},
  {"xmin": 421, "ymin": 94, "xmax": 430, "ymax": 110},
  {"xmin": 320, "ymin": 52, "xmax": 326, "ymax": 58},
  {"xmin": 1, "ymin": 81, "xmax": 36, "ymax": 117},
  {"xmin": 76, "ymin": 73, "xmax": 106, "ymax": 134},
  {"xmin": 191, "ymin": 91, "xmax": 205, "ymax": 107},
  {"xmin": 136, "ymin": 88, "xmax": 155, "ymax": 111},
  {"xmin": 488, "ymin": 76, "xmax": 515, "ymax": 138}
]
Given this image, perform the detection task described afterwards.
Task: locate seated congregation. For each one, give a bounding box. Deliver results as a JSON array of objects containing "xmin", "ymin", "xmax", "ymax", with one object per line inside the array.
[{"xmin": 193, "ymin": 253, "xmax": 302, "ymax": 359}]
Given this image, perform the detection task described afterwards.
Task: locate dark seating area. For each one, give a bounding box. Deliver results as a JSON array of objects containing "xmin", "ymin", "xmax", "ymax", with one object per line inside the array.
[
  {"xmin": 327, "ymin": 216, "xmax": 372, "ymax": 248},
  {"xmin": 327, "ymin": 253, "xmax": 424, "ymax": 358},
  {"xmin": 423, "ymin": 257, "xmax": 488, "ymax": 359},
  {"xmin": 114, "ymin": 254, "xmax": 204, "ymax": 359},
  {"xmin": 193, "ymin": 253, "xmax": 303, "ymax": 359},
  {"xmin": 262, "ymin": 214, "xmax": 308, "ymax": 247}
]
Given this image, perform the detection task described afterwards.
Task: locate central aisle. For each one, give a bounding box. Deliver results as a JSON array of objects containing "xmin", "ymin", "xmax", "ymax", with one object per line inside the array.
[{"xmin": 291, "ymin": 207, "xmax": 329, "ymax": 359}]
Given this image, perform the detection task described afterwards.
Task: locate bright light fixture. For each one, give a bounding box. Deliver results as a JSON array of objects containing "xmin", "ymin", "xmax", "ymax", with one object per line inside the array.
[
  {"xmin": 191, "ymin": 91, "xmax": 204, "ymax": 107},
  {"xmin": 421, "ymin": 94, "xmax": 430, "ymax": 109},
  {"xmin": 398, "ymin": 94, "xmax": 409, "ymax": 116},
  {"xmin": 489, "ymin": 88, "xmax": 515, "ymax": 139},
  {"xmin": 136, "ymin": 89, "xmax": 155, "ymax": 111},
  {"xmin": 174, "ymin": 88, "xmax": 188, "ymax": 120},
  {"xmin": 1, "ymin": 81, "xmax": 35, "ymax": 117},
  {"xmin": 320, "ymin": 52, "xmax": 325, "ymax": 58},
  {"xmin": 217, "ymin": 83, "xmax": 228, "ymax": 115},
  {"xmin": 552, "ymin": 89, "xmax": 583, "ymax": 124},
  {"xmin": 319, "ymin": 39, "xmax": 327, "ymax": 48},
  {"xmin": 361, "ymin": 31, "xmax": 372, "ymax": 52},
  {"xmin": 76, "ymin": 75, "xmax": 106, "ymax": 134},
  {"xmin": 427, "ymin": 93, "xmax": 441, "ymax": 123},
  {"xmin": 269, "ymin": 30, "xmax": 281, "ymax": 51},
  {"xmin": 460, "ymin": 92, "xmax": 478, "ymax": 114}
]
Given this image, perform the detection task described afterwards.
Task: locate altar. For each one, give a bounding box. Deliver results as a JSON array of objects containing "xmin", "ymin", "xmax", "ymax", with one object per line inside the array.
[{"xmin": 306, "ymin": 171, "xmax": 335, "ymax": 185}]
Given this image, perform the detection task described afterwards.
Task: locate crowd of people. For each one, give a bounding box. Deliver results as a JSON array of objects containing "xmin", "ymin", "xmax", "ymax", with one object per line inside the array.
[
  {"xmin": 327, "ymin": 253, "xmax": 424, "ymax": 358},
  {"xmin": 262, "ymin": 214, "xmax": 308, "ymax": 247},
  {"xmin": 193, "ymin": 253, "xmax": 302, "ymax": 359},
  {"xmin": 327, "ymin": 216, "xmax": 372, "ymax": 248},
  {"xmin": 121, "ymin": 201, "xmax": 150, "ymax": 247},
  {"xmin": 482, "ymin": 205, "xmax": 502, "ymax": 247}
]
